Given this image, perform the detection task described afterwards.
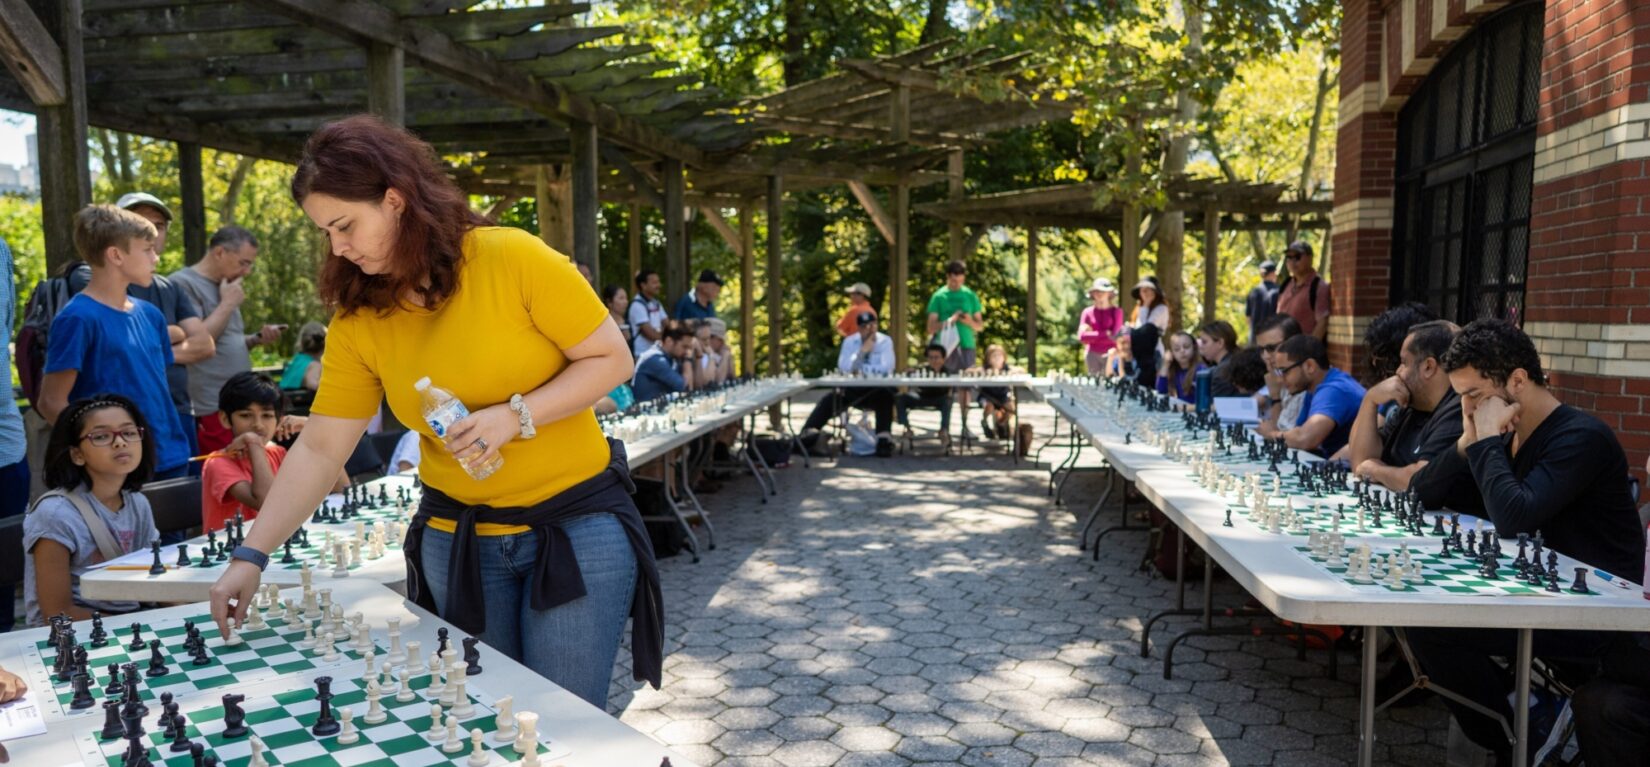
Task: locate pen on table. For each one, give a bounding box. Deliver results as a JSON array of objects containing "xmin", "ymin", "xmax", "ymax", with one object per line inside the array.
[
  {"xmin": 105, "ymin": 565, "xmax": 170, "ymax": 572},
  {"xmin": 1591, "ymin": 569, "xmax": 1635, "ymax": 590}
]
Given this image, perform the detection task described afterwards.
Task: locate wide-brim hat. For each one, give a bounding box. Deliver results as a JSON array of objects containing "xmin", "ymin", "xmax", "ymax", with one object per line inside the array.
[{"xmin": 1130, "ymin": 277, "xmax": 1160, "ymax": 301}]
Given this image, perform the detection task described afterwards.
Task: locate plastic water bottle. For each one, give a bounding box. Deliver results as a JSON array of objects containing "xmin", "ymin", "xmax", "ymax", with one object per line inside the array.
[
  {"xmin": 415, "ymin": 376, "xmax": 503, "ymax": 480},
  {"xmin": 1194, "ymin": 368, "xmax": 1213, "ymax": 415}
]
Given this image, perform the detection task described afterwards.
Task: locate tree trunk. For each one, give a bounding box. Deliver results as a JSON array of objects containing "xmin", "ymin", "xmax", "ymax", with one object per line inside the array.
[
  {"xmin": 920, "ymin": 0, "xmax": 949, "ymax": 44},
  {"xmin": 219, "ymin": 155, "xmax": 255, "ymax": 226},
  {"xmin": 1290, "ymin": 54, "xmax": 1335, "ymax": 243},
  {"xmin": 1155, "ymin": 0, "xmax": 1203, "ymax": 333},
  {"xmin": 114, "ymin": 131, "xmax": 134, "ymax": 190},
  {"xmin": 781, "ymin": 0, "xmax": 808, "ymax": 87}
]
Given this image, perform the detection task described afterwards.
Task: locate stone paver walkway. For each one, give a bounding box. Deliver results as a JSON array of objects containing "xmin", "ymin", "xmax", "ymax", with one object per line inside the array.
[{"xmin": 606, "ymin": 400, "xmax": 1451, "ymax": 766}]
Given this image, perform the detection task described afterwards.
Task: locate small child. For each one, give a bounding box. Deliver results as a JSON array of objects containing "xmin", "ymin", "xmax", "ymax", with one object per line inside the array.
[
  {"xmin": 201, "ymin": 372, "xmax": 350, "ymax": 533},
  {"xmin": 23, "ymin": 396, "xmax": 159, "ymax": 626}
]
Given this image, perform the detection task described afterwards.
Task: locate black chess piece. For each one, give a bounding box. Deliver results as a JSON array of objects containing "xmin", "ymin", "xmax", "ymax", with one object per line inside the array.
[
  {"xmin": 146, "ymin": 639, "xmax": 168, "ymax": 678},
  {"xmin": 463, "ymin": 636, "xmax": 482, "ymax": 675},
  {"xmin": 281, "ymin": 539, "xmax": 298, "ymax": 565},
  {"xmin": 190, "ymin": 642, "xmax": 211, "ymax": 666},
  {"xmin": 436, "ymin": 627, "xmax": 450, "ymax": 656},
  {"xmin": 104, "ymin": 662, "xmax": 122, "ymax": 695},
  {"xmin": 1546, "ymin": 570, "xmax": 1562, "ymax": 593},
  {"xmin": 1481, "ymin": 551, "xmax": 1500, "ymax": 580},
  {"xmin": 176, "ymin": 544, "xmax": 192, "ymax": 567},
  {"xmin": 69, "ymin": 670, "xmax": 96, "ymax": 709},
  {"xmin": 1570, "ymin": 567, "xmax": 1592, "ymax": 594},
  {"xmin": 1223, "ymin": 508, "xmax": 1233, "ymax": 527},
  {"xmin": 169, "ymin": 712, "xmax": 193, "ymax": 752},
  {"xmin": 188, "ymin": 742, "xmax": 205, "ymax": 766},
  {"xmin": 202, "ymin": 754, "xmax": 220, "ymax": 767},
  {"xmin": 161, "ymin": 698, "xmax": 179, "ymax": 738},
  {"xmin": 121, "ymin": 705, "xmax": 150, "ymax": 767},
  {"xmin": 221, "ymin": 693, "xmax": 249, "ymax": 738},
  {"xmin": 1464, "ymin": 532, "xmax": 1477, "ymax": 558},
  {"xmin": 148, "ymin": 541, "xmax": 166, "ymax": 576},
  {"xmin": 311, "ymin": 676, "xmax": 340, "ymax": 736},
  {"xmin": 128, "ymin": 622, "xmax": 146, "ymax": 652},
  {"xmin": 1439, "ymin": 535, "xmax": 1452, "ymax": 558},
  {"xmin": 99, "ymin": 700, "xmax": 125, "ymax": 740},
  {"xmin": 1513, "ymin": 533, "xmax": 1530, "ymax": 576},
  {"xmin": 1547, "ymin": 551, "xmax": 1562, "ymax": 583},
  {"xmin": 90, "ymin": 612, "xmax": 107, "ymax": 647},
  {"xmin": 1430, "ymin": 514, "xmax": 1446, "ymax": 537}
]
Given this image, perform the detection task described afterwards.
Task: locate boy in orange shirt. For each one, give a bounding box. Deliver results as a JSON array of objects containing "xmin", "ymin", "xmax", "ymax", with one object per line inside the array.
[{"xmin": 201, "ymin": 372, "xmax": 348, "ymax": 533}]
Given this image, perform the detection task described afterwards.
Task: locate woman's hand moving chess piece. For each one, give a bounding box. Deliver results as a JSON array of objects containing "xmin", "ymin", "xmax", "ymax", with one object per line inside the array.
[{"xmin": 0, "ymin": 664, "xmax": 27, "ymax": 703}]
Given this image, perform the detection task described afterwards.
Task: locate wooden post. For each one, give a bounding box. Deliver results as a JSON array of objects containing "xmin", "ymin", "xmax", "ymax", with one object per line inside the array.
[
  {"xmin": 534, "ymin": 165, "xmax": 572, "ymax": 255},
  {"xmin": 1026, "ymin": 226, "xmax": 1039, "ymax": 375},
  {"xmin": 664, "ymin": 158, "xmax": 685, "ymax": 301},
  {"xmin": 1203, "ymin": 207, "xmax": 1220, "ymax": 324},
  {"xmin": 766, "ymin": 176, "xmax": 784, "ymax": 376},
  {"xmin": 1120, "ymin": 209, "xmax": 1141, "ymax": 322},
  {"xmin": 30, "ymin": 0, "xmax": 87, "ymax": 275},
  {"xmin": 890, "ymin": 84, "xmax": 911, "ymax": 143},
  {"xmin": 739, "ymin": 202, "xmax": 755, "ymax": 376},
  {"xmin": 627, "ymin": 202, "xmax": 642, "ymax": 281},
  {"xmin": 569, "ymin": 121, "xmax": 599, "ymax": 279},
  {"xmin": 948, "ymin": 149, "xmax": 965, "ymax": 264},
  {"xmin": 892, "ymin": 182, "xmax": 910, "ymax": 369},
  {"xmin": 366, "ymin": 42, "xmax": 404, "ymax": 126},
  {"xmin": 178, "ymin": 142, "xmax": 206, "ymax": 265}
]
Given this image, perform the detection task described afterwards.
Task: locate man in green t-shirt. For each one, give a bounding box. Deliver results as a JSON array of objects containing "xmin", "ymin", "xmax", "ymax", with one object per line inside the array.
[{"xmin": 926, "ymin": 259, "xmax": 985, "ymax": 426}]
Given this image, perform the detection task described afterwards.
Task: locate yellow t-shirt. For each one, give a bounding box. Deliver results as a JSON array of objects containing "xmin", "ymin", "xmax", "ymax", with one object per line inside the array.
[{"xmin": 310, "ymin": 227, "xmax": 611, "ymax": 534}]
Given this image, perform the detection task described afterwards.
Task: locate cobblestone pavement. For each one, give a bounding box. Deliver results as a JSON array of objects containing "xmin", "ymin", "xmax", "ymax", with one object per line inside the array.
[{"xmin": 607, "ymin": 399, "xmax": 1450, "ymax": 766}]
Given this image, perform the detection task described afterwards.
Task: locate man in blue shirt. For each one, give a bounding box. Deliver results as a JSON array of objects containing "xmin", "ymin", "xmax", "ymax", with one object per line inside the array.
[
  {"xmin": 0, "ymin": 236, "xmax": 27, "ymax": 632},
  {"xmin": 631, "ymin": 325, "xmax": 699, "ymax": 403},
  {"xmin": 674, "ymin": 270, "xmax": 722, "ymax": 322},
  {"xmin": 1256, "ymin": 334, "xmax": 1365, "ymax": 457},
  {"xmin": 799, "ymin": 312, "xmax": 896, "ymax": 457}
]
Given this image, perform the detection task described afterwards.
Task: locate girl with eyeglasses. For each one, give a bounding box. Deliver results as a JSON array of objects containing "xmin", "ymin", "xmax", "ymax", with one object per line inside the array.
[{"xmin": 22, "ymin": 395, "xmax": 159, "ymax": 626}]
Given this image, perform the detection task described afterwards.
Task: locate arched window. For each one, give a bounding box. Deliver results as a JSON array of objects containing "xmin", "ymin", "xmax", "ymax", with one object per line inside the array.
[{"xmin": 1392, "ymin": 1, "xmax": 1542, "ymax": 324}]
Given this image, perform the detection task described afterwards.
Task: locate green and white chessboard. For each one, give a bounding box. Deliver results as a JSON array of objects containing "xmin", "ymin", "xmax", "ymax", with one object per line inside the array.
[
  {"xmin": 179, "ymin": 535, "xmax": 403, "ymax": 573},
  {"xmin": 24, "ymin": 612, "xmax": 381, "ymax": 717},
  {"xmin": 1219, "ymin": 498, "xmax": 1431, "ymax": 541},
  {"xmin": 75, "ymin": 673, "xmax": 568, "ymax": 767},
  {"xmin": 1292, "ymin": 545, "xmax": 1607, "ymax": 597}
]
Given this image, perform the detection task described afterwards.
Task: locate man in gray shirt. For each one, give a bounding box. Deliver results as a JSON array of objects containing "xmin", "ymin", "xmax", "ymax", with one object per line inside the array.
[{"xmin": 170, "ymin": 226, "xmax": 284, "ymax": 453}]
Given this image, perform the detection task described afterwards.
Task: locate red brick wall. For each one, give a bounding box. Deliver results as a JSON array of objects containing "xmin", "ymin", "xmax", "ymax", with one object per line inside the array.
[
  {"xmin": 1537, "ymin": 0, "xmax": 1650, "ymax": 135},
  {"xmin": 1330, "ymin": 0, "xmax": 1397, "ymax": 373}
]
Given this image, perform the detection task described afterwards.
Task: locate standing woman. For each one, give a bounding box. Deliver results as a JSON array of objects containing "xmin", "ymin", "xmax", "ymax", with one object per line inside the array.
[
  {"xmin": 207, "ymin": 116, "xmax": 662, "ymax": 708},
  {"xmin": 1076, "ymin": 278, "xmax": 1123, "ymax": 375},
  {"xmin": 1129, "ymin": 276, "xmax": 1171, "ymax": 376},
  {"xmin": 601, "ymin": 284, "xmax": 634, "ymax": 352}
]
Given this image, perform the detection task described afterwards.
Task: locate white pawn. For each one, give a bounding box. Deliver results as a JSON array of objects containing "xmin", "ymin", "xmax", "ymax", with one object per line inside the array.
[
  {"xmin": 337, "ymin": 706, "xmax": 359, "ymax": 745},
  {"xmin": 363, "ymin": 650, "xmax": 377, "ymax": 684},
  {"xmin": 249, "ymin": 736, "xmax": 269, "ymax": 767},
  {"xmin": 442, "ymin": 715, "xmax": 463, "ymax": 753},
  {"xmin": 321, "ymin": 631, "xmax": 340, "ymax": 662},
  {"xmin": 424, "ymin": 704, "xmax": 445, "ymax": 740},
  {"xmin": 246, "ymin": 602, "xmax": 267, "ymax": 631},
  {"xmin": 429, "ymin": 651, "xmax": 443, "ymax": 691},
  {"xmin": 467, "ymin": 728, "xmax": 488, "ymax": 767},
  {"xmin": 363, "ymin": 680, "xmax": 387, "ymax": 724},
  {"xmin": 492, "ymin": 695, "xmax": 516, "ymax": 743},
  {"xmin": 395, "ymin": 667, "xmax": 415, "ymax": 703},
  {"xmin": 298, "ymin": 620, "xmax": 316, "ymax": 649},
  {"xmin": 224, "ymin": 627, "xmax": 244, "ymax": 646},
  {"xmin": 514, "ymin": 711, "xmax": 539, "ymax": 758},
  {"xmin": 283, "ymin": 597, "xmax": 299, "ymax": 624},
  {"xmin": 379, "ymin": 661, "xmax": 398, "ymax": 693}
]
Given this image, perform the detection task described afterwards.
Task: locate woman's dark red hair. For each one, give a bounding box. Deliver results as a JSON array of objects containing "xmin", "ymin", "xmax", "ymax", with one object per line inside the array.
[{"xmin": 291, "ymin": 115, "xmax": 490, "ymax": 315}]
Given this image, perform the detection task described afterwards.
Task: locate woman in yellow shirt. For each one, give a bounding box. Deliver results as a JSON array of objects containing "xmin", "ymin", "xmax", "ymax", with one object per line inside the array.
[{"xmin": 206, "ymin": 116, "xmax": 662, "ymax": 708}]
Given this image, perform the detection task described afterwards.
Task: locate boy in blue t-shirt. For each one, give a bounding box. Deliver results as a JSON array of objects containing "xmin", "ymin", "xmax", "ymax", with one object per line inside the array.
[
  {"xmin": 37, "ymin": 205, "xmax": 192, "ymax": 479},
  {"xmin": 1256, "ymin": 334, "xmax": 1366, "ymax": 457}
]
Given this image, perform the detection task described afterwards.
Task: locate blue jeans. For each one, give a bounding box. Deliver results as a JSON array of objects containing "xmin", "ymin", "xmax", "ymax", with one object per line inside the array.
[{"xmin": 420, "ymin": 513, "xmax": 637, "ymax": 708}]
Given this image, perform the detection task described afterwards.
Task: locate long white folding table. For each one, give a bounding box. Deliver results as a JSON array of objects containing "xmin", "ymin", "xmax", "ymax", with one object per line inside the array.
[{"xmin": 809, "ymin": 374, "xmax": 1043, "ymax": 459}]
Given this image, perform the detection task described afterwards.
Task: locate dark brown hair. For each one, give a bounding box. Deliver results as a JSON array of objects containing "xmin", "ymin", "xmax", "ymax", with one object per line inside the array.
[{"xmin": 291, "ymin": 115, "xmax": 490, "ymax": 315}]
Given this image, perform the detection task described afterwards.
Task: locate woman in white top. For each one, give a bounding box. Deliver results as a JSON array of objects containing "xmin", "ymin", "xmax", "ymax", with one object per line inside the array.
[{"xmin": 1130, "ymin": 276, "xmax": 1172, "ymax": 371}]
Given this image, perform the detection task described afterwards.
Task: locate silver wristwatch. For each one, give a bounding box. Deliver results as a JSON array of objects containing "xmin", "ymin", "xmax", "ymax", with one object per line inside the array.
[{"xmin": 509, "ymin": 394, "xmax": 536, "ymax": 439}]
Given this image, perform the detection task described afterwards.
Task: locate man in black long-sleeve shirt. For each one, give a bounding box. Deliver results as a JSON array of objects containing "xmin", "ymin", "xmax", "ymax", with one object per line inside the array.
[{"xmin": 1405, "ymin": 319, "xmax": 1646, "ymax": 763}]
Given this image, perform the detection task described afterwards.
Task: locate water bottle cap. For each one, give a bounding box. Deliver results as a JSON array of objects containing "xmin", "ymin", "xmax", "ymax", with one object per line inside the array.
[{"xmin": 413, "ymin": 376, "xmax": 431, "ymax": 391}]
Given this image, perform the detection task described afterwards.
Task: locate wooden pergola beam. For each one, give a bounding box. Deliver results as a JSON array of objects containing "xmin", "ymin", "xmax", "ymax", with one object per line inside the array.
[
  {"xmin": 749, "ymin": 113, "xmax": 974, "ymax": 147},
  {"xmin": 250, "ymin": 0, "xmax": 706, "ymax": 165},
  {"xmin": 846, "ymin": 180, "xmax": 895, "ymax": 245},
  {"xmin": 0, "ymin": 0, "xmax": 66, "ymax": 104},
  {"xmin": 599, "ymin": 143, "xmax": 663, "ymax": 208}
]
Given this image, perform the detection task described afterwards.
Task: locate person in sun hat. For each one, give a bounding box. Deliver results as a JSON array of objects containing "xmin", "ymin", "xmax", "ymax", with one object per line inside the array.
[
  {"xmin": 837, "ymin": 282, "xmax": 877, "ymax": 337},
  {"xmin": 1077, "ymin": 277, "xmax": 1123, "ymax": 375}
]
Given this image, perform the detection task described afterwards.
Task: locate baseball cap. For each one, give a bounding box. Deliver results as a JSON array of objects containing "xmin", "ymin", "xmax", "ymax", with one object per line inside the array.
[
  {"xmin": 1089, "ymin": 277, "xmax": 1116, "ymax": 294},
  {"xmin": 116, "ymin": 192, "xmax": 173, "ymax": 221},
  {"xmin": 846, "ymin": 282, "xmax": 872, "ymax": 297},
  {"xmin": 1259, "ymin": 260, "xmax": 1277, "ymax": 274},
  {"xmin": 696, "ymin": 269, "xmax": 725, "ymax": 286},
  {"xmin": 856, "ymin": 311, "xmax": 878, "ymax": 325}
]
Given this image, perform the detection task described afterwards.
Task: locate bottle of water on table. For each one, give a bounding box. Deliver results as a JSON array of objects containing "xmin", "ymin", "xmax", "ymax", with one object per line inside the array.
[{"xmin": 415, "ymin": 376, "xmax": 503, "ymax": 480}]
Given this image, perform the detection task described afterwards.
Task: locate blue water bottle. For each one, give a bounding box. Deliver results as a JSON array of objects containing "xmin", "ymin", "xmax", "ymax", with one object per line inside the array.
[{"xmin": 1194, "ymin": 368, "xmax": 1213, "ymax": 415}]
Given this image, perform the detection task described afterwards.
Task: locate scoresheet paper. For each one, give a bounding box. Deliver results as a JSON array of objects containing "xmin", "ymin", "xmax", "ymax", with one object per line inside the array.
[{"xmin": 0, "ymin": 689, "xmax": 47, "ymax": 741}]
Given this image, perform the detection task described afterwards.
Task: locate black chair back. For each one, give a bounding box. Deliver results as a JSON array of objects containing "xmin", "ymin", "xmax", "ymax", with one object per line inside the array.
[
  {"xmin": 142, "ymin": 477, "xmax": 204, "ymax": 538},
  {"xmin": 370, "ymin": 430, "xmax": 409, "ymax": 473}
]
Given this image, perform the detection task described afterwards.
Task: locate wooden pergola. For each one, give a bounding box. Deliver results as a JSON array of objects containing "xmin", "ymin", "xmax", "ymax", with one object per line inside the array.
[{"xmin": 916, "ymin": 179, "xmax": 1332, "ymax": 371}]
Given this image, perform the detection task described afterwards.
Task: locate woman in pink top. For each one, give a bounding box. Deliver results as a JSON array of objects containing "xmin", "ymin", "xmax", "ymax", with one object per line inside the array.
[{"xmin": 1078, "ymin": 277, "xmax": 1124, "ymax": 375}]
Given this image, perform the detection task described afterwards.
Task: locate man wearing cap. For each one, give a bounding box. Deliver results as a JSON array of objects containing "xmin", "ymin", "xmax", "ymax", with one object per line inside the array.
[
  {"xmin": 67, "ymin": 193, "xmax": 216, "ymax": 468},
  {"xmin": 801, "ymin": 312, "xmax": 896, "ymax": 457},
  {"xmin": 1077, "ymin": 277, "xmax": 1123, "ymax": 375},
  {"xmin": 1244, "ymin": 260, "xmax": 1280, "ymax": 341},
  {"xmin": 837, "ymin": 282, "xmax": 877, "ymax": 338},
  {"xmin": 675, "ymin": 269, "xmax": 723, "ymax": 322},
  {"xmin": 1275, "ymin": 241, "xmax": 1332, "ymax": 342}
]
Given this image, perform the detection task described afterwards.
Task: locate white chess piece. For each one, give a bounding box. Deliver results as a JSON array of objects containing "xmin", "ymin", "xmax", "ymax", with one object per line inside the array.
[
  {"xmin": 225, "ymin": 627, "xmax": 244, "ymax": 646},
  {"xmin": 363, "ymin": 651, "xmax": 378, "ymax": 687},
  {"xmin": 245, "ymin": 601, "xmax": 267, "ymax": 631},
  {"xmin": 396, "ymin": 667, "xmax": 415, "ymax": 703},
  {"xmin": 298, "ymin": 620, "xmax": 316, "ymax": 649},
  {"xmin": 442, "ymin": 715, "xmax": 463, "ymax": 753},
  {"xmin": 299, "ymin": 564, "xmax": 313, "ymax": 592},
  {"xmin": 429, "ymin": 652, "xmax": 443, "ymax": 692},
  {"xmin": 492, "ymin": 695, "xmax": 516, "ymax": 743},
  {"xmin": 283, "ymin": 597, "xmax": 299, "ymax": 624},
  {"xmin": 468, "ymin": 728, "xmax": 488, "ymax": 767},
  {"xmin": 404, "ymin": 640, "xmax": 422, "ymax": 672},
  {"xmin": 332, "ymin": 543, "xmax": 349, "ymax": 577},
  {"xmin": 439, "ymin": 649, "xmax": 460, "ymax": 706},
  {"xmin": 451, "ymin": 667, "xmax": 474, "ymax": 718},
  {"xmin": 515, "ymin": 711, "xmax": 540, "ymax": 764},
  {"xmin": 355, "ymin": 623, "xmax": 373, "ymax": 653},
  {"xmin": 379, "ymin": 661, "xmax": 397, "ymax": 693},
  {"xmin": 337, "ymin": 706, "xmax": 359, "ymax": 745},
  {"xmin": 249, "ymin": 735, "xmax": 269, "ymax": 767},
  {"xmin": 321, "ymin": 631, "xmax": 340, "ymax": 662},
  {"xmin": 425, "ymin": 704, "xmax": 446, "ymax": 740},
  {"xmin": 363, "ymin": 680, "xmax": 387, "ymax": 724}
]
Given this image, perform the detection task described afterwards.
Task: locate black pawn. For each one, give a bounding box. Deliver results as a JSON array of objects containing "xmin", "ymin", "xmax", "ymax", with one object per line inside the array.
[
  {"xmin": 463, "ymin": 636, "xmax": 482, "ymax": 675},
  {"xmin": 90, "ymin": 612, "xmax": 107, "ymax": 647},
  {"xmin": 436, "ymin": 627, "xmax": 450, "ymax": 656},
  {"xmin": 189, "ymin": 743, "xmax": 204, "ymax": 766},
  {"xmin": 170, "ymin": 712, "xmax": 193, "ymax": 752},
  {"xmin": 148, "ymin": 541, "xmax": 166, "ymax": 576},
  {"xmin": 128, "ymin": 622, "xmax": 146, "ymax": 652},
  {"xmin": 221, "ymin": 693, "xmax": 248, "ymax": 738},
  {"xmin": 311, "ymin": 676, "xmax": 340, "ymax": 736},
  {"xmin": 1439, "ymin": 535, "xmax": 1452, "ymax": 558},
  {"xmin": 104, "ymin": 662, "xmax": 122, "ymax": 695},
  {"xmin": 69, "ymin": 670, "xmax": 96, "ymax": 709},
  {"xmin": 99, "ymin": 700, "xmax": 124, "ymax": 740},
  {"xmin": 161, "ymin": 700, "xmax": 180, "ymax": 738},
  {"xmin": 1222, "ymin": 508, "xmax": 1233, "ymax": 527},
  {"xmin": 176, "ymin": 543, "xmax": 192, "ymax": 568},
  {"xmin": 146, "ymin": 639, "xmax": 168, "ymax": 678},
  {"xmin": 190, "ymin": 642, "xmax": 211, "ymax": 666},
  {"xmin": 1570, "ymin": 568, "xmax": 1592, "ymax": 594},
  {"xmin": 281, "ymin": 539, "xmax": 298, "ymax": 565},
  {"xmin": 1546, "ymin": 570, "xmax": 1563, "ymax": 593},
  {"xmin": 203, "ymin": 754, "xmax": 220, "ymax": 767}
]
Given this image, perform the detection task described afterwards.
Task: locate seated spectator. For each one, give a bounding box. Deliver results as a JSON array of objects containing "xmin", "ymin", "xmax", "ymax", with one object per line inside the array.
[
  {"xmin": 1103, "ymin": 332, "xmax": 1135, "ymax": 379},
  {"xmin": 202, "ymin": 372, "xmax": 348, "ymax": 533},
  {"xmin": 281, "ymin": 321, "xmax": 325, "ymax": 392},
  {"xmin": 837, "ymin": 282, "xmax": 877, "ymax": 337},
  {"xmin": 1156, "ymin": 331, "xmax": 1205, "ymax": 402},
  {"xmin": 1405, "ymin": 319, "xmax": 1645, "ymax": 763},
  {"xmin": 632, "ymin": 324, "xmax": 699, "ymax": 403},
  {"xmin": 1196, "ymin": 320, "xmax": 1240, "ymax": 396},
  {"xmin": 388, "ymin": 429, "xmax": 421, "ymax": 473},
  {"xmin": 1217, "ymin": 346, "xmax": 1267, "ymax": 397},
  {"xmin": 1361, "ymin": 301, "xmax": 1437, "ymax": 384},
  {"xmin": 799, "ymin": 312, "xmax": 895, "ymax": 457},
  {"xmin": 1256, "ymin": 335, "xmax": 1364, "ymax": 456},
  {"xmin": 975, "ymin": 344, "xmax": 1021, "ymax": 440},
  {"xmin": 1254, "ymin": 314, "xmax": 1305, "ymax": 429},
  {"xmin": 601, "ymin": 284, "xmax": 633, "ymax": 351},
  {"xmin": 594, "ymin": 382, "xmax": 636, "ymax": 416},
  {"xmin": 898, "ymin": 344, "xmax": 955, "ymax": 447},
  {"xmin": 699, "ymin": 318, "xmax": 733, "ymax": 386},
  {"xmin": 1349, "ymin": 320, "xmax": 1481, "ymax": 512}
]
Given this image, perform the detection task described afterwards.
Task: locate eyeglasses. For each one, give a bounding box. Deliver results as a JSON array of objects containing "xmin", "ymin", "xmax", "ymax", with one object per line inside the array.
[
  {"xmin": 80, "ymin": 428, "xmax": 144, "ymax": 447},
  {"xmin": 1272, "ymin": 361, "xmax": 1306, "ymax": 377},
  {"xmin": 1285, "ymin": 253, "xmax": 1304, "ymax": 262},
  {"xmin": 1259, "ymin": 343, "xmax": 1281, "ymax": 353}
]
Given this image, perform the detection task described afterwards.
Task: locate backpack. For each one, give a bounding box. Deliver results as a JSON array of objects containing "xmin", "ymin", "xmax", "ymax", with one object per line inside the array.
[
  {"xmin": 1272, "ymin": 275, "xmax": 1322, "ymax": 314},
  {"xmin": 16, "ymin": 271, "xmax": 78, "ymax": 403}
]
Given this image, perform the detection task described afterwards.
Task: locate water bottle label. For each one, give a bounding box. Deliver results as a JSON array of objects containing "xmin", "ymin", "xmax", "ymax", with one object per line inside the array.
[{"xmin": 425, "ymin": 400, "xmax": 469, "ymax": 438}]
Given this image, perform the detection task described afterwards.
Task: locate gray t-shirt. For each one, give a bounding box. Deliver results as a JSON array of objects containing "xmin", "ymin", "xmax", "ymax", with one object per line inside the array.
[
  {"xmin": 23, "ymin": 488, "xmax": 158, "ymax": 626},
  {"xmin": 170, "ymin": 267, "xmax": 251, "ymax": 413}
]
